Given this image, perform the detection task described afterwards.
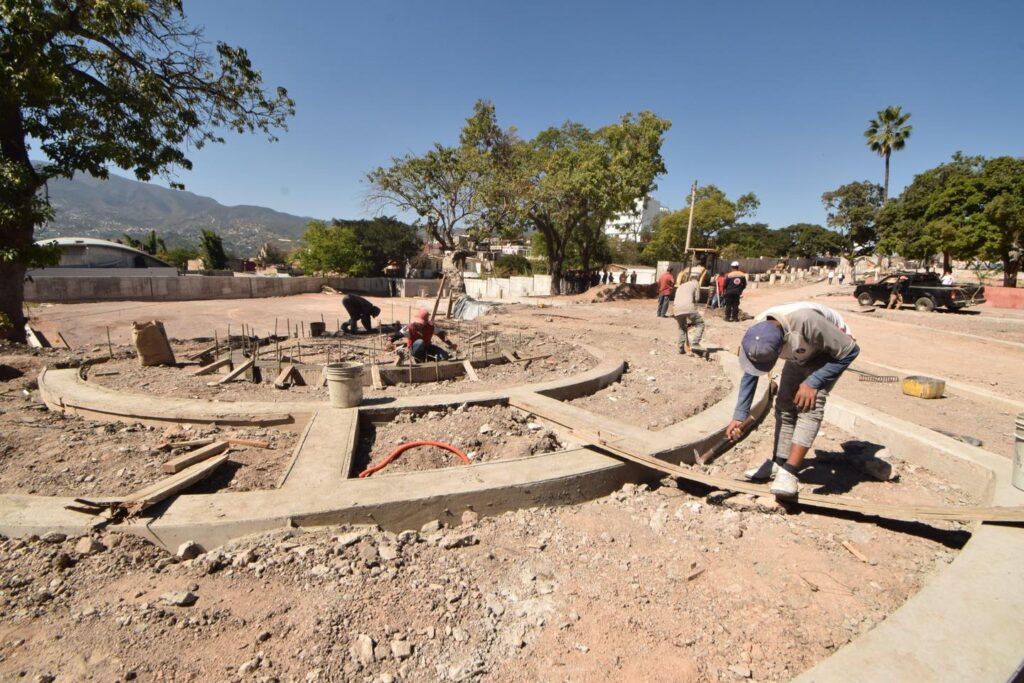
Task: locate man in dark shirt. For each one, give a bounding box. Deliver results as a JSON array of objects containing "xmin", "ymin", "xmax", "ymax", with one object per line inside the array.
[{"xmin": 723, "ymin": 262, "xmax": 747, "ymax": 322}]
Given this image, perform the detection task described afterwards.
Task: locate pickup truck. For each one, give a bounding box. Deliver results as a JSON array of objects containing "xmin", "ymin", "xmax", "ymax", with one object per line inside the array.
[{"xmin": 853, "ymin": 271, "xmax": 986, "ymax": 312}]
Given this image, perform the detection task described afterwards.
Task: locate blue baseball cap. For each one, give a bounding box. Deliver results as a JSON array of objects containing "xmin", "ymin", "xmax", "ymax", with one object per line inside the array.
[{"xmin": 739, "ymin": 321, "xmax": 784, "ymax": 376}]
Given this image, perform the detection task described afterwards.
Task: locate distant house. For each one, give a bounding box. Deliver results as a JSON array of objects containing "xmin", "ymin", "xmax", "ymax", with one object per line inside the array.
[{"xmin": 29, "ymin": 237, "xmax": 177, "ymax": 277}]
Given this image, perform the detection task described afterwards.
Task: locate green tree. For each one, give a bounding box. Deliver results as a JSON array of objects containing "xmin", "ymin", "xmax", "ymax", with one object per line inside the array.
[
  {"xmin": 864, "ymin": 105, "xmax": 912, "ymax": 201},
  {"xmin": 643, "ymin": 185, "xmax": 759, "ymax": 262},
  {"xmin": 876, "ymin": 154, "xmax": 984, "ymax": 268},
  {"xmin": 296, "ymin": 220, "xmax": 370, "ymax": 276},
  {"xmin": 157, "ymin": 245, "xmax": 199, "ymax": 272},
  {"xmin": 0, "ymin": 0, "xmax": 293, "ymax": 341},
  {"xmin": 513, "ymin": 113, "xmax": 671, "ymax": 293},
  {"xmin": 778, "ymin": 223, "xmax": 847, "ymax": 258},
  {"xmin": 198, "ymin": 229, "xmax": 228, "ymax": 270},
  {"xmin": 492, "ymin": 254, "xmax": 533, "ymax": 277},
  {"xmin": 334, "ymin": 217, "xmax": 422, "ymax": 275},
  {"xmin": 879, "ymin": 154, "xmax": 1024, "ymax": 285},
  {"xmin": 141, "ymin": 230, "xmax": 166, "ymax": 256},
  {"xmin": 821, "ymin": 181, "xmax": 884, "ymax": 277}
]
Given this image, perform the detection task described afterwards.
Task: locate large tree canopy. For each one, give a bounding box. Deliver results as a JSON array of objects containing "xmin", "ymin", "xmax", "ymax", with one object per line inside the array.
[
  {"xmin": 514, "ymin": 112, "xmax": 671, "ymax": 293},
  {"xmin": 0, "ymin": 0, "xmax": 293, "ymax": 340},
  {"xmin": 879, "ymin": 154, "xmax": 1024, "ymax": 285}
]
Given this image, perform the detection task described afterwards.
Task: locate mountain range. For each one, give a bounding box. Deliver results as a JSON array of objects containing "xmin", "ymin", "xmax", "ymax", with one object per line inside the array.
[{"xmin": 33, "ymin": 165, "xmax": 316, "ymax": 255}]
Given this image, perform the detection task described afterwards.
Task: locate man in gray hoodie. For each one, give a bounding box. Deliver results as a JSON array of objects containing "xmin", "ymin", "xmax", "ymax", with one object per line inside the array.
[{"xmin": 726, "ymin": 302, "xmax": 859, "ymax": 498}]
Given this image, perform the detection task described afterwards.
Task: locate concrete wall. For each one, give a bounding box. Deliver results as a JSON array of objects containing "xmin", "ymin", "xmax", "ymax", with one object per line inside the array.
[
  {"xmin": 464, "ymin": 274, "xmax": 551, "ymax": 299},
  {"xmin": 24, "ymin": 274, "xmax": 425, "ymax": 304}
]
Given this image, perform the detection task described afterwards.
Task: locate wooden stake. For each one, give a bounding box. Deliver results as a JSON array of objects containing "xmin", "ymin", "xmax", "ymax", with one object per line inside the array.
[{"xmin": 106, "ymin": 326, "xmax": 113, "ymax": 359}]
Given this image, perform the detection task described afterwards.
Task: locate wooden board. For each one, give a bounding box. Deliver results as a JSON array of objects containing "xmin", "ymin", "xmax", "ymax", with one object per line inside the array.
[
  {"xmin": 122, "ymin": 454, "xmax": 228, "ymax": 514},
  {"xmin": 226, "ymin": 437, "xmax": 270, "ymax": 449},
  {"xmin": 463, "ymin": 360, "xmax": 479, "ymax": 382},
  {"xmin": 509, "ymin": 397, "xmax": 1024, "ymax": 525},
  {"xmin": 273, "ymin": 364, "xmax": 306, "ymax": 389},
  {"xmin": 186, "ymin": 344, "xmax": 218, "ymax": 361},
  {"xmin": 370, "ymin": 364, "xmax": 384, "ymax": 390},
  {"xmin": 162, "ymin": 440, "xmax": 229, "ymax": 474},
  {"xmin": 193, "ymin": 357, "xmax": 232, "ymax": 376},
  {"xmin": 216, "ymin": 358, "xmax": 254, "ymax": 384},
  {"xmin": 156, "ymin": 437, "xmax": 215, "ymax": 452}
]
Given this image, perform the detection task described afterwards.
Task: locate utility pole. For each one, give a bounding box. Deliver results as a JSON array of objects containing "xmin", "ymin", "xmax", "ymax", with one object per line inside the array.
[{"xmin": 683, "ymin": 180, "xmax": 698, "ymax": 268}]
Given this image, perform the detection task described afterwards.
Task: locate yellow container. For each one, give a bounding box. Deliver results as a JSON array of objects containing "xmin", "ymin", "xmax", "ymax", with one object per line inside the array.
[{"xmin": 902, "ymin": 375, "xmax": 946, "ymax": 399}]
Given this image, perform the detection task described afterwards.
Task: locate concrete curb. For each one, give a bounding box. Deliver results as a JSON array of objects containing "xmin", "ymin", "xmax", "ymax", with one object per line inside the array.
[{"xmin": 794, "ymin": 397, "xmax": 1024, "ymax": 682}]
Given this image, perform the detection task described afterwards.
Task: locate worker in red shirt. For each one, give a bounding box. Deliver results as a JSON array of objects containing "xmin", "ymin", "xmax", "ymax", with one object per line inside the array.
[
  {"xmin": 656, "ymin": 266, "xmax": 676, "ymax": 317},
  {"xmin": 405, "ymin": 308, "xmax": 458, "ymax": 362}
]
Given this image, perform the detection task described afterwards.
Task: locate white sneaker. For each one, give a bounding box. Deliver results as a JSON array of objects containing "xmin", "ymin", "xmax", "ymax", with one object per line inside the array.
[
  {"xmin": 742, "ymin": 459, "xmax": 779, "ymax": 482},
  {"xmin": 770, "ymin": 468, "xmax": 799, "ymax": 498}
]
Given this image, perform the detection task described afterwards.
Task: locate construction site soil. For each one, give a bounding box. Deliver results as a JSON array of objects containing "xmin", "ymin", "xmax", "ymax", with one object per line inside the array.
[
  {"xmin": 0, "ymin": 350, "xmax": 296, "ymax": 497},
  {"xmin": 354, "ymin": 405, "xmax": 565, "ymax": 477},
  {"xmin": 4, "ymin": 281, "xmax": 1018, "ymax": 682},
  {"xmin": 0, "ymin": 417, "xmax": 970, "ymax": 683},
  {"xmin": 83, "ymin": 330, "xmax": 598, "ymax": 402}
]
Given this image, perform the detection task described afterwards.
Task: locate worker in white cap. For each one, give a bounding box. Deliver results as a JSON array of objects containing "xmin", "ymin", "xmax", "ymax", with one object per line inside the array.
[{"xmin": 722, "ymin": 261, "xmax": 747, "ymax": 322}]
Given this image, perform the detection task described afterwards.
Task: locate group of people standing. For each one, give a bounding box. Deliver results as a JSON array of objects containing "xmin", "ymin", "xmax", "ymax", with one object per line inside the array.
[{"xmin": 657, "ymin": 261, "xmax": 749, "ymax": 323}]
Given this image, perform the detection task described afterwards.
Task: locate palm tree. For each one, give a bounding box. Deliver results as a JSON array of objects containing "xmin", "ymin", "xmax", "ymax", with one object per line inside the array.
[{"xmin": 864, "ymin": 105, "xmax": 912, "ymax": 201}]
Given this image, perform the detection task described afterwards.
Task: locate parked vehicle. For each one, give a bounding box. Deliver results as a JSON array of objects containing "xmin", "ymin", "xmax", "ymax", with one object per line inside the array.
[{"xmin": 853, "ymin": 271, "xmax": 986, "ymax": 312}]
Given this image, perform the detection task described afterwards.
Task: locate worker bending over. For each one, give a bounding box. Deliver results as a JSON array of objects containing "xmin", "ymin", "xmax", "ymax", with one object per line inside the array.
[
  {"xmin": 403, "ymin": 308, "xmax": 458, "ymax": 362},
  {"xmin": 727, "ymin": 302, "xmax": 859, "ymax": 498},
  {"xmin": 341, "ymin": 294, "xmax": 381, "ymax": 333}
]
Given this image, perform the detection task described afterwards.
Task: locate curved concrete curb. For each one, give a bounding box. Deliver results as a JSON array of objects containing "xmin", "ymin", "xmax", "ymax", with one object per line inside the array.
[
  {"xmin": 2, "ymin": 347, "xmax": 770, "ymax": 552},
  {"xmin": 795, "ymin": 396, "xmax": 1024, "ymax": 683}
]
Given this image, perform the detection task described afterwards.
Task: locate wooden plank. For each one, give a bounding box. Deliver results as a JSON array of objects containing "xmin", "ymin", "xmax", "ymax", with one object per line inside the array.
[
  {"xmin": 162, "ymin": 440, "xmax": 229, "ymax": 474},
  {"xmin": 841, "ymin": 540, "xmax": 872, "ymax": 563},
  {"xmin": 186, "ymin": 344, "xmax": 218, "ymax": 361},
  {"xmin": 193, "ymin": 357, "xmax": 232, "ymax": 376},
  {"xmin": 273, "ymin": 364, "xmax": 305, "ymax": 389},
  {"xmin": 56, "ymin": 331, "xmax": 73, "ymax": 350},
  {"xmin": 226, "ymin": 437, "xmax": 271, "ymax": 449},
  {"xmin": 370, "ymin": 364, "xmax": 384, "ymax": 390},
  {"xmin": 216, "ymin": 358, "xmax": 254, "ymax": 384},
  {"xmin": 463, "ymin": 359, "xmax": 479, "ymax": 382},
  {"xmin": 508, "ymin": 397, "xmax": 1024, "ymax": 525},
  {"xmin": 502, "ymin": 350, "xmax": 518, "ymax": 363},
  {"xmin": 124, "ymin": 453, "xmax": 228, "ymax": 513},
  {"xmin": 155, "ymin": 437, "xmax": 215, "ymax": 452}
]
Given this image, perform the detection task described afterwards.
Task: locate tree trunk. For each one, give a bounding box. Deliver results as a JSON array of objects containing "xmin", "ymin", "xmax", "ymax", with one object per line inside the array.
[
  {"xmin": 942, "ymin": 251, "xmax": 951, "ymax": 273},
  {"xmin": 549, "ymin": 257, "xmax": 564, "ymax": 295},
  {"xmin": 1003, "ymin": 250, "xmax": 1019, "ymax": 288},
  {"xmin": 0, "ymin": 258, "xmax": 28, "ymax": 343},
  {"xmin": 883, "ymin": 152, "xmax": 891, "ymax": 202}
]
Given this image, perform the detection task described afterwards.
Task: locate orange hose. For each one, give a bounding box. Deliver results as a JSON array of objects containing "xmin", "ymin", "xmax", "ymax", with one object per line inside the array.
[{"xmin": 358, "ymin": 440, "xmax": 471, "ymax": 478}]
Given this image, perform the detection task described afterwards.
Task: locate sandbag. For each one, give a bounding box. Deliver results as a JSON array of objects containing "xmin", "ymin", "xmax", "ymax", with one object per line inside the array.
[{"xmin": 132, "ymin": 320, "xmax": 176, "ymax": 367}]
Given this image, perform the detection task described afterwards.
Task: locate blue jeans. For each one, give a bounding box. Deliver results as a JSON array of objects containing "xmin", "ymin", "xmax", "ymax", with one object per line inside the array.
[
  {"xmin": 656, "ymin": 294, "xmax": 671, "ymax": 317},
  {"xmin": 411, "ymin": 339, "xmax": 450, "ymax": 362}
]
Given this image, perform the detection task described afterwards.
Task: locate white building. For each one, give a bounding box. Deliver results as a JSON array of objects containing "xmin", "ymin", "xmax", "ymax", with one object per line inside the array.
[
  {"xmin": 29, "ymin": 237, "xmax": 178, "ymax": 277},
  {"xmin": 604, "ymin": 196, "xmax": 668, "ymax": 241}
]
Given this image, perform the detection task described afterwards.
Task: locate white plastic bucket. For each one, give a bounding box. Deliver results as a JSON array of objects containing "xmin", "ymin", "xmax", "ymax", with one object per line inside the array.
[
  {"xmin": 325, "ymin": 361, "xmax": 364, "ymax": 408},
  {"xmin": 1013, "ymin": 413, "xmax": 1024, "ymax": 492}
]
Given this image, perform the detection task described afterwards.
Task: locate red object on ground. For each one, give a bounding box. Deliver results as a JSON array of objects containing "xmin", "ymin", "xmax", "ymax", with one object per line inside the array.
[
  {"xmin": 982, "ymin": 286, "xmax": 1024, "ymax": 310},
  {"xmin": 358, "ymin": 440, "xmax": 471, "ymax": 478}
]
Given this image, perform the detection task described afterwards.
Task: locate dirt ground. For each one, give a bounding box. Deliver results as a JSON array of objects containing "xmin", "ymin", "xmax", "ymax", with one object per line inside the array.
[
  {"xmin": 0, "ymin": 349, "xmax": 296, "ymax": 496},
  {"xmin": 0, "ymin": 423, "xmax": 968, "ymax": 682},
  {"xmin": 354, "ymin": 405, "xmax": 564, "ymax": 476},
  {"xmin": 3, "ymin": 281, "xmax": 1019, "ymax": 681},
  {"xmin": 83, "ymin": 329, "xmax": 597, "ymax": 404}
]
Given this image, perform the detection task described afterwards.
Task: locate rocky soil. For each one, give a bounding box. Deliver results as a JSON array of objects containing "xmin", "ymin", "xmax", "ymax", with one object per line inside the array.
[
  {"xmin": 355, "ymin": 405, "xmax": 565, "ymax": 476},
  {"xmin": 0, "ymin": 461, "xmax": 967, "ymax": 682}
]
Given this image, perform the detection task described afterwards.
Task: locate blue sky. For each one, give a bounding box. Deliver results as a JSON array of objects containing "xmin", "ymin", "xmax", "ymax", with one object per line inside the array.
[{"xmin": 148, "ymin": 0, "xmax": 1024, "ymax": 228}]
